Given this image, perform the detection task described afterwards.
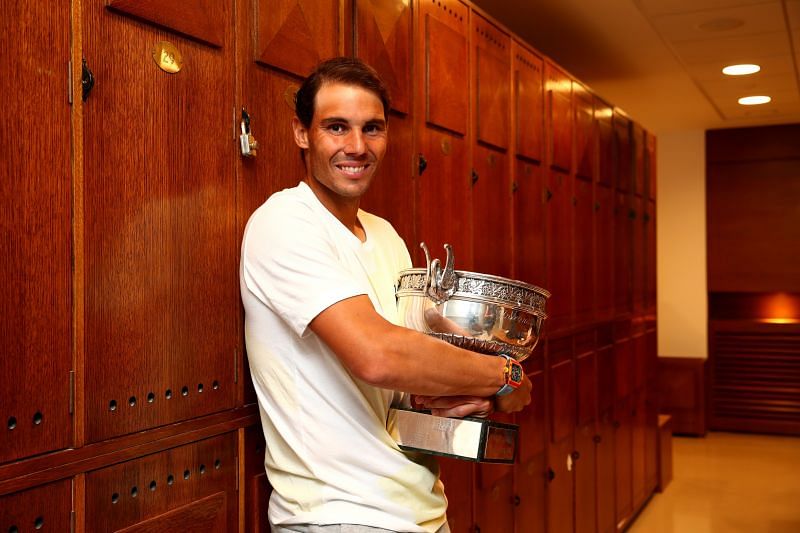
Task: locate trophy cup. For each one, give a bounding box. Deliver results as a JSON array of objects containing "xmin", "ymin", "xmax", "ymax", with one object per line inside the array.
[{"xmin": 389, "ymin": 243, "xmax": 550, "ymax": 463}]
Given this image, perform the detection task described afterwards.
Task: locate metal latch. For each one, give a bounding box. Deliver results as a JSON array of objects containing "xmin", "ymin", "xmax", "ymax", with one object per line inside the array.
[{"xmin": 240, "ymin": 108, "xmax": 259, "ymax": 157}]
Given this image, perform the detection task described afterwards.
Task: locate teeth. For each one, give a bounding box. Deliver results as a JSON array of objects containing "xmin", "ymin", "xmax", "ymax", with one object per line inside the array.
[{"xmin": 339, "ymin": 165, "xmax": 366, "ymax": 174}]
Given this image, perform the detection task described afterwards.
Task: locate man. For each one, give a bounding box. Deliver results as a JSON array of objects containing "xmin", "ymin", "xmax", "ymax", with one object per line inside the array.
[{"xmin": 240, "ymin": 57, "xmax": 532, "ymax": 533}]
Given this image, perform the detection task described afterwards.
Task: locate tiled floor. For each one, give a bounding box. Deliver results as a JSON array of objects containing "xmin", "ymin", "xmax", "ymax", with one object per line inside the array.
[{"xmin": 627, "ymin": 431, "xmax": 800, "ymax": 533}]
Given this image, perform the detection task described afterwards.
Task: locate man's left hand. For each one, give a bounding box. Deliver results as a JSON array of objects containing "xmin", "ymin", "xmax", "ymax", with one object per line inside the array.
[{"xmin": 413, "ymin": 395, "xmax": 494, "ymax": 418}]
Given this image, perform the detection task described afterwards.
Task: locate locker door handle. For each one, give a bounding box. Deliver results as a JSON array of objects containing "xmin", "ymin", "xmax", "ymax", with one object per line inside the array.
[
  {"xmin": 81, "ymin": 58, "xmax": 95, "ymax": 102},
  {"xmin": 593, "ymin": 434, "xmax": 602, "ymax": 444},
  {"xmin": 471, "ymin": 169, "xmax": 479, "ymax": 186},
  {"xmin": 513, "ymin": 495, "xmax": 521, "ymax": 506},
  {"xmin": 547, "ymin": 467, "xmax": 556, "ymax": 481},
  {"xmin": 418, "ymin": 154, "xmax": 428, "ymax": 175}
]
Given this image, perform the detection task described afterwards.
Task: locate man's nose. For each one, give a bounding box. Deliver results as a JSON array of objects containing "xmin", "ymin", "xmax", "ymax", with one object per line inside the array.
[{"xmin": 344, "ymin": 130, "xmax": 366, "ymax": 154}]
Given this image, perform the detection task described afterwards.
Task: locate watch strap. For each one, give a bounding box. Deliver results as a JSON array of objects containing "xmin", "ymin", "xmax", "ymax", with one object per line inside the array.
[{"xmin": 496, "ymin": 355, "xmax": 523, "ymax": 396}]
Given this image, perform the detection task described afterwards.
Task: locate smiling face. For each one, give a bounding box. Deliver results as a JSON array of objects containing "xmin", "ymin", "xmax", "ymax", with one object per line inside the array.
[{"xmin": 292, "ymin": 82, "xmax": 388, "ymax": 214}]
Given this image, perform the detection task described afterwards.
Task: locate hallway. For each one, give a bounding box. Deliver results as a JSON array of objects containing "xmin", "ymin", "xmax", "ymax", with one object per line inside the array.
[{"xmin": 627, "ymin": 432, "xmax": 800, "ymax": 533}]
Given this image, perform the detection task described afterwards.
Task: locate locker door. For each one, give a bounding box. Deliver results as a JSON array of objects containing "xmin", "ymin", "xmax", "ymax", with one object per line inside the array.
[
  {"xmin": 574, "ymin": 84, "xmax": 595, "ymax": 181},
  {"xmin": 614, "ymin": 191, "xmax": 632, "ymax": 316},
  {"xmin": 545, "ymin": 64, "xmax": 572, "ymax": 174},
  {"xmin": 83, "ymin": 0, "xmax": 238, "ymax": 442},
  {"xmin": 596, "ymin": 99, "xmax": 614, "ymax": 188},
  {"xmin": 545, "ymin": 171, "xmax": 574, "ymax": 334},
  {"xmin": 356, "ymin": 0, "xmax": 416, "ymax": 247},
  {"xmin": 515, "ymin": 366, "xmax": 546, "ymax": 533},
  {"xmin": 595, "ymin": 184, "xmax": 614, "ymax": 321},
  {"xmin": 574, "ymin": 333, "xmax": 598, "ymax": 533},
  {"xmin": 415, "ymin": 0, "xmax": 471, "ymax": 267},
  {"xmin": 513, "ymin": 43, "xmax": 544, "ymax": 164},
  {"xmin": 472, "ymin": 14, "xmax": 511, "ymax": 277},
  {"xmin": 0, "ymin": 480, "xmax": 72, "ymax": 533},
  {"xmin": 439, "ymin": 458, "xmax": 473, "ymax": 533},
  {"xmin": 574, "ymin": 177, "xmax": 594, "ymax": 327},
  {"xmin": 547, "ymin": 338, "xmax": 575, "ymax": 533},
  {"xmin": 0, "ymin": 0, "xmax": 72, "ymax": 464},
  {"xmin": 632, "ymin": 195, "xmax": 645, "ymax": 316},
  {"xmin": 613, "ymin": 113, "xmax": 632, "ymax": 192}
]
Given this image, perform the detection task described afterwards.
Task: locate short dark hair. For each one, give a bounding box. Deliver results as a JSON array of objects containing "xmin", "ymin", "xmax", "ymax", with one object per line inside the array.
[{"xmin": 295, "ymin": 57, "xmax": 390, "ymax": 128}]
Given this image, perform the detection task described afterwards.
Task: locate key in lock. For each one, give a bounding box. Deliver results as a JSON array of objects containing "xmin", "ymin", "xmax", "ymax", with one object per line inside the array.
[{"xmin": 240, "ymin": 108, "xmax": 259, "ymax": 157}]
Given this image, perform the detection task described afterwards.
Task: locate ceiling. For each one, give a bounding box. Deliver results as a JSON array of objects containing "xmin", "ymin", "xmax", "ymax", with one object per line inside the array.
[{"xmin": 470, "ymin": 0, "xmax": 800, "ymax": 133}]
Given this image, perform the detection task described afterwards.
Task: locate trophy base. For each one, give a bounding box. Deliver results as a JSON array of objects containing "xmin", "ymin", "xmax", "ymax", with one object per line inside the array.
[{"xmin": 388, "ymin": 408, "xmax": 517, "ymax": 464}]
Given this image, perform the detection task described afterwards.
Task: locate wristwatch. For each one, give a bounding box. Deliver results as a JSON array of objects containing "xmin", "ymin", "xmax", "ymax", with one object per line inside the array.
[{"xmin": 496, "ymin": 354, "xmax": 524, "ymax": 396}]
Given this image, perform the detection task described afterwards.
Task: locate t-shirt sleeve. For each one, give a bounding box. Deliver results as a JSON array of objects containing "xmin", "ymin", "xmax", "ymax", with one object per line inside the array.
[{"xmin": 241, "ymin": 198, "xmax": 368, "ymax": 337}]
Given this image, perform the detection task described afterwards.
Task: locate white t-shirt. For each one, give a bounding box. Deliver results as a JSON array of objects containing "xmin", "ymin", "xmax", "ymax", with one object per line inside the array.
[{"xmin": 240, "ymin": 182, "xmax": 447, "ymax": 531}]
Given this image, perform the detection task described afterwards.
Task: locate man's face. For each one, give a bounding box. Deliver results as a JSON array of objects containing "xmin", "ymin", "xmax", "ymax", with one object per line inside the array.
[{"xmin": 292, "ymin": 82, "xmax": 388, "ymax": 204}]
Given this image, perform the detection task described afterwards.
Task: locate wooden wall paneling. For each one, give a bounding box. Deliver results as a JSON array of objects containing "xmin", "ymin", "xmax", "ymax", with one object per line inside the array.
[
  {"xmin": 0, "ymin": 479, "xmax": 72, "ymax": 532},
  {"xmin": 356, "ymin": 0, "xmax": 416, "ymax": 248},
  {"xmin": 646, "ymin": 132, "xmax": 656, "ymax": 201},
  {"xmin": 631, "ymin": 389, "xmax": 647, "ymax": 511},
  {"xmin": 709, "ymin": 321, "xmax": 800, "ymax": 435},
  {"xmin": 574, "ymin": 329, "xmax": 598, "ymax": 533},
  {"xmin": 513, "ymin": 42, "xmax": 544, "ymax": 164},
  {"xmin": 614, "ymin": 191, "xmax": 632, "ymax": 316},
  {"xmin": 475, "ymin": 452, "xmax": 514, "ymax": 533},
  {"xmin": 632, "ymin": 123, "xmax": 645, "ymax": 197},
  {"xmin": 415, "ymin": 0, "xmax": 472, "ymax": 268},
  {"xmin": 658, "ymin": 357, "xmax": 707, "ymax": 436},
  {"xmin": 471, "ymin": 14, "xmax": 511, "ymax": 277},
  {"xmin": 644, "ymin": 371, "xmax": 659, "ymax": 495},
  {"xmin": 545, "ymin": 63, "xmax": 572, "ymax": 173},
  {"xmin": 108, "ymin": 0, "xmax": 226, "ymax": 46},
  {"xmin": 438, "ymin": 458, "xmax": 473, "ymax": 533},
  {"xmin": 596, "ymin": 99, "xmax": 614, "ymax": 188},
  {"xmin": 545, "ymin": 170, "xmax": 574, "ymax": 334},
  {"xmin": 243, "ymin": 425, "xmax": 270, "ymax": 532},
  {"xmin": 0, "ymin": 0, "xmax": 73, "ymax": 465},
  {"xmin": 83, "ymin": 0, "xmax": 238, "ymax": 443},
  {"xmin": 595, "ymin": 184, "xmax": 614, "ymax": 322},
  {"xmin": 254, "ymin": 0, "xmax": 339, "ymax": 78},
  {"xmin": 596, "ymin": 407, "xmax": 616, "ymax": 533},
  {"xmin": 574, "ymin": 176, "xmax": 594, "ymax": 327},
  {"xmin": 85, "ymin": 432, "xmax": 237, "ymax": 532},
  {"xmin": 613, "ymin": 395, "xmax": 633, "ymax": 529},
  {"xmin": 511, "ymin": 41, "xmax": 545, "ymax": 287},
  {"xmin": 632, "ymin": 195, "xmax": 645, "ymax": 317},
  {"xmin": 573, "ymin": 83, "xmax": 595, "ymax": 181},
  {"xmin": 515, "ymin": 364, "xmax": 547, "ymax": 533},
  {"xmin": 644, "ymin": 199, "xmax": 656, "ymax": 317},
  {"xmin": 613, "ymin": 113, "xmax": 631, "ymax": 192},
  {"xmin": 546, "ymin": 336, "xmax": 575, "ymax": 533}
]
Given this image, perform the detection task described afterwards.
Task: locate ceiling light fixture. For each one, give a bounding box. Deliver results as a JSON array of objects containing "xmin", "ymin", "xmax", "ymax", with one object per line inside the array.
[
  {"xmin": 738, "ymin": 95, "xmax": 771, "ymax": 105},
  {"xmin": 722, "ymin": 64, "xmax": 761, "ymax": 76}
]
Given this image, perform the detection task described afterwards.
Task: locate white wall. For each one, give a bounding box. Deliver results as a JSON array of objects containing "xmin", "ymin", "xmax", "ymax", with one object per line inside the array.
[{"xmin": 656, "ymin": 130, "xmax": 707, "ymax": 358}]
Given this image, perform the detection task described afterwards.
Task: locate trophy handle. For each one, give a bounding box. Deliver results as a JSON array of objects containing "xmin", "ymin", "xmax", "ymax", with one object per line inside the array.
[{"xmin": 423, "ymin": 243, "xmax": 457, "ymax": 304}]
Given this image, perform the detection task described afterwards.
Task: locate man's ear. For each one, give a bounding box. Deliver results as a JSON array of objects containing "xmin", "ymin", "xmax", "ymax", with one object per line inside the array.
[{"xmin": 291, "ymin": 117, "xmax": 309, "ymax": 149}]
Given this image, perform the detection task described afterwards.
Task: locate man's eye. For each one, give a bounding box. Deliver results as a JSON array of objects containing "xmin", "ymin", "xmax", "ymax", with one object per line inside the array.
[
  {"xmin": 328, "ymin": 124, "xmax": 346, "ymax": 133},
  {"xmin": 364, "ymin": 125, "xmax": 384, "ymax": 135}
]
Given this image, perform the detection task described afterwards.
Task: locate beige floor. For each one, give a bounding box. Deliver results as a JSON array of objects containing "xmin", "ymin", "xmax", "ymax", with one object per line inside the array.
[{"xmin": 627, "ymin": 431, "xmax": 800, "ymax": 533}]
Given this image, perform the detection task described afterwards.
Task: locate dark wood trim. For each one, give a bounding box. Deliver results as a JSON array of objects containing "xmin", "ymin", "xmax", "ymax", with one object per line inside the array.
[
  {"xmin": 0, "ymin": 406, "xmax": 259, "ymax": 496},
  {"xmin": 657, "ymin": 357, "xmax": 706, "ymax": 436}
]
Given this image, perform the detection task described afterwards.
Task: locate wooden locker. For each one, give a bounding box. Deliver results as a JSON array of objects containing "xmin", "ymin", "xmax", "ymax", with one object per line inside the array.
[
  {"xmin": 83, "ymin": 0, "xmax": 238, "ymax": 443},
  {"xmin": 545, "ymin": 64, "xmax": 572, "ymax": 173},
  {"xmin": 574, "ymin": 84, "xmax": 595, "ymax": 181},
  {"xmin": 547, "ymin": 337, "xmax": 575, "ymax": 533},
  {"xmin": 613, "ymin": 113, "xmax": 632, "ymax": 192},
  {"xmin": 513, "ymin": 161, "xmax": 546, "ymax": 286},
  {"xmin": 596, "ymin": 99, "xmax": 614, "ymax": 188},
  {"xmin": 614, "ymin": 191, "xmax": 632, "ymax": 316},
  {"xmin": 595, "ymin": 409, "xmax": 616, "ymax": 533},
  {"xmin": 613, "ymin": 396, "xmax": 633, "ymax": 528},
  {"xmin": 595, "ymin": 184, "xmax": 614, "ymax": 322},
  {"xmin": 0, "ymin": 479, "xmax": 72, "ymax": 532},
  {"xmin": 633, "ymin": 123, "xmax": 645, "ymax": 197},
  {"xmin": 356, "ymin": 0, "xmax": 416, "ymax": 248},
  {"xmin": 473, "ymin": 14, "xmax": 511, "ymax": 151},
  {"xmin": 513, "ymin": 43, "xmax": 544, "ymax": 164},
  {"xmin": 0, "ymin": 0, "xmax": 73, "ymax": 464},
  {"xmin": 243, "ymin": 425, "xmax": 271, "ymax": 532},
  {"xmin": 574, "ymin": 331, "xmax": 598, "ymax": 533},
  {"xmin": 545, "ymin": 171, "xmax": 574, "ymax": 334},
  {"xmin": 85, "ymin": 432, "xmax": 238, "ymax": 532},
  {"xmin": 475, "ymin": 456, "xmax": 514, "ymax": 533},
  {"xmin": 415, "ymin": 0, "xmax": 472, "ymax": 268},
  {"xmin": 574, "ymin": 176, "xmax": 594, "ymax": 327},
  {"xmin": 645, "ymin": 198, "xmax": 657, "ymax": 316},
  {"xmin": 632, "ymin": 195, "xmax": 645, "ymax": 317},
  {"xmin": 515, "ymin": 365, "xmax": 546, "ymax": 533},
  {"xmin": 438, "ymin": 458, "xmax": 473, "ymax": 533},
  {"xmin": 631, "ymin": 389, "xmax": 647, "ymax": 510}
]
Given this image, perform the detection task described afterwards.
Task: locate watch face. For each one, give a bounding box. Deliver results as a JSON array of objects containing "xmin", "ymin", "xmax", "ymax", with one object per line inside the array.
[{"xmin": 509, "ymin": 361, "xmax": 523, "ymax": 386}]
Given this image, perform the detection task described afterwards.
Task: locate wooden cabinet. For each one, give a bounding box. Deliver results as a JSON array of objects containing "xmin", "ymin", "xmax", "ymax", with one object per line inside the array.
[
  {"xmin": 546, "ymin": 64, "xmax": 573, "ymax": 174},
  {"xmin": 0, "ymin": 480, "xmax": 72, "ymax": 533},
  {"xmin": 546, "ymin": 337, "xmax": 575, "ymax": 533},
  {"xmin": 0, "ymin": 0, "xmax": 73, "ymax": 465},
  {"xmin": 515, "ymin": 365, "xmax": 547, "ymax": 533}
]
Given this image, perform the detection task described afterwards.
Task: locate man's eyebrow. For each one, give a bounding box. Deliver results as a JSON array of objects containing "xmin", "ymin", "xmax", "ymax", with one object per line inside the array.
[{"xmin": 318, "ymin": 117, "xmax": 387, "ymax": 127}]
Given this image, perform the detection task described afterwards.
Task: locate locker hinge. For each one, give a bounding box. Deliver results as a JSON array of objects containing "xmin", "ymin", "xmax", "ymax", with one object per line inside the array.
[
  {"xmin": 67, "ymin": 59, "xmax": 73, "ymax": 105},
  {"xmin": 69, "ymin": 370, "xmax": 75, "ymax": 415},
  {"xmin": 234, "ymin": 348, "xmax": 239, "ymax": 384}
]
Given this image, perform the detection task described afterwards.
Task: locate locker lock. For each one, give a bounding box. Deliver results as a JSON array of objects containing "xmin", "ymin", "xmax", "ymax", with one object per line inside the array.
[{"xmin": 240, "ymin": 108, "xmax": 259, "ymax": 157}]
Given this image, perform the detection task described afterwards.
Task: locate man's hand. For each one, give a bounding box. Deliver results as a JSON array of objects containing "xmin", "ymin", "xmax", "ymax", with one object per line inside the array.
[
  {"xmin": 414, "ymin": 395, "xmax": 494, "ymax": 418},
  {"xmin": 494, "ymin": 374, "xmax": 532, "ymax": 413}
]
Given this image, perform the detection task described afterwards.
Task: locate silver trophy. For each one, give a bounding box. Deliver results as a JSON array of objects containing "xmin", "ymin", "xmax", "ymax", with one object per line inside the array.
[{"xmin": 390, "ymin": 243, "xmax": 550, "ymax": 463}]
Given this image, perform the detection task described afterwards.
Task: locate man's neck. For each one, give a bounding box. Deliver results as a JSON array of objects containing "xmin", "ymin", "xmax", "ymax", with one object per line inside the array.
[{"xmin": 304, "ymin": 178, "xmax": 366, "ymax": 242}]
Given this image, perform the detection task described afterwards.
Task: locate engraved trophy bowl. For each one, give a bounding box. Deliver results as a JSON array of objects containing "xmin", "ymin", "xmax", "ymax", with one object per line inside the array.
[
  {"xmin": 389, "ymin": 243, "xmax": 550, "ymax": 463},
  {"xmin": 396, "ymin": 243, "xmax": 550, "ymax": 362}
]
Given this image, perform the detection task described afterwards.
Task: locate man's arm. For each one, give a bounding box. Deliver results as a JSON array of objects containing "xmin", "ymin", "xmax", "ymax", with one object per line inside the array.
[{"xmin": 308, "ymin": 294, "xmax": 531, "ymax": 413}]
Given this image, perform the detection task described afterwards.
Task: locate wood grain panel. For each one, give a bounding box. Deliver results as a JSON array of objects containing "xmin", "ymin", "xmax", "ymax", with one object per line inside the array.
[
  {"xmin": 546, "ymin": 436, "xmax": 574, "ymax": 533},
  {"xmin": 473, "ymin": 14, "xmax": 510, "ymax": 150},
  {"xmin": 597, "ymin": 344, "xmax": 615, "ymax": 414},
  {"xmin": 633, "ymin": 123, "xmax": 645, "ymax": 197},
  {"xmin": 108, "ymin": 0, "xmax": 225, "ymax": 47},
  {"xmin": 550, "ymin": 358, "xmax": 576, "ymax": 444},
  {"xmin": 116, "ymin": 492, "xmax": 228, "ymax": 532},
  {"xmin": 438, "ymin": 457, "xmax": 472, "ymax": 533},
  {"xmin": 576, "ymin": 351, "xmax": 598, "ymax": 427},
  {"xmin": 644, "ymin": 200, "xmax": 656, "ymax": 316},
  {"xmin": 85, "ymin": 432, "xmax": 237, "ymax": 532},
  {"xmin": 614, "ymin": 191, "xmax": 632, "ymax": 315},
  {"xmin": 512, "ymin": 160, "xmax": 545, "ymax": 286},
  {"xmin": 574, "ymin": 176, "xmax": 594, "ymax": 326},
  {"xmin": 545, "ymin": 171, "xmax": 574, "ymax": 333},
  {"xmin": 596, "ymin": 99, "xmax": 614, "ymax": 187},
  {"xmin": 516, "ymin": 364, "xmax": 546, "ymax": 533},
  {"xmin": 595, "ymin": 184, "xmax": 614, "ymax": 321},
  {"xmin": 614, "ymin": 338, "xmax": 633, "ymax": 401},
  {"xmin": 546, "ymin": 64, "xmax": 572, "ymax": 173},
  {"xmin": 614, "ymin": 397, "xmax": 632, "ymax": 527},
  {"xmin": 475, "ymin": 463, "xmax": 514, "ymax": 533},
  {"xmin": 596, "ymin": 410, "xmax": 616, "ymax": 533},
  {"xmin": 613, "ymin": 113, "xmax": 632, "ymax": 192},
  {"xmin": 646, "ymin": 132, "xmax": 656, "ymax": 201},
  {"xmin": 83, "ymin": 0, "xmax": 237, "ymax": 442},
  {"xmin": 0, "ymin": 479, "xmax": 72, "ymax": 532},
  {"xmin": 255, "ymin": 0, "xmax": 339, "ymax": 77},
  {"xmin": 243, "ymin": 426, "xmax": 270, "ymax": 532},
  {"xmin": 658, "ymin": 357, "xmax": 706, "ymax": 436},
  {"xmin": 632, "ymin": 195, "xmax": 645, "ymax": 316},
  {"xmin": 423, "ymin": 0, "xmax": 469, "ymax": 135},
  {"xmin": 574, "ymin": 84, "xmax": 595, "ymax": 181},
  {"xmin": 513, "ymin": 43, "xmax": 544, "ymax": 163},
  {"xmin": 574, "ymin": 424, "xmax": 597, "ymax": 533},
  {"xmin": 355, "ymin": 0, "xmax": 412, "ymax": 114},
  {"xmin": 472, "ymin": 147, "xmax": 511, "ymax": 277},
  {"xmin": 631, "ymin": 390, "xmax": 647, "ymax": 509},
  {"xmin": 0, "ymin": 0, "xmax": 72, "ymax": 465}
]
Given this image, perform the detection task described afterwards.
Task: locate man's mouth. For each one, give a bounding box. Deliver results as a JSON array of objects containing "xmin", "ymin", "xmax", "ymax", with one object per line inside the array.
[{"xmin": 336, "ymin": 163, "xmax": 369, "ymax": 175}]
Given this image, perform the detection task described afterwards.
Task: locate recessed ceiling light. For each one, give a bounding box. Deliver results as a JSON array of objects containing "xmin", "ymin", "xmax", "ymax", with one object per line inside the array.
[
  {"xmin": 738, "ymin": 96, "xmax": 771, "ymax": 105},
  {"xmin": 698, "ymin": 17, "xmax": 744, "ymax": 32},
  {"xmin": 722, "ymin": 64, "xmax": 761, "ymax": 76}
]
